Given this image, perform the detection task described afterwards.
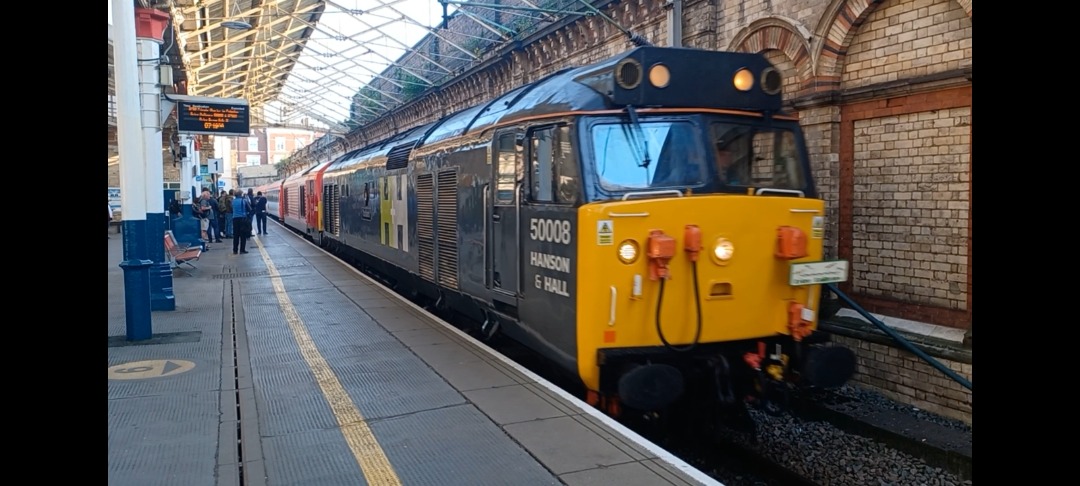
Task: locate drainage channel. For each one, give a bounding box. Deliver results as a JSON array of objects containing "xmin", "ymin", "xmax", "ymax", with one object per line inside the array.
[
  {"xmin": 221, "ymin": 272, "xmax": 265, "ymax": 486},
  {"xmin": 229, "ymin": 279, "xmax": 246, "ymax": 485}
]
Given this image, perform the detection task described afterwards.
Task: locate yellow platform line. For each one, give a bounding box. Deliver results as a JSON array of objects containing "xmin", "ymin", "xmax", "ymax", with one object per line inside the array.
[{"xmin": 255, "ymin": 238, "xmax": 403, "ymax": 485}]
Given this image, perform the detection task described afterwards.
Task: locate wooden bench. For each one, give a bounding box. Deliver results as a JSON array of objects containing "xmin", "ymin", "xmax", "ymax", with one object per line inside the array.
[{"xmin": 164, "ymin": 230, "xmax": 202, "ymax": 276}]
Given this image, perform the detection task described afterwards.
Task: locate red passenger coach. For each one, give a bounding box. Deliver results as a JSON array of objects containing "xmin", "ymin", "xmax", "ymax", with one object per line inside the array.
[{"xmin": 281, "ymin": 160, "xmax": 334, "ymax": 238}]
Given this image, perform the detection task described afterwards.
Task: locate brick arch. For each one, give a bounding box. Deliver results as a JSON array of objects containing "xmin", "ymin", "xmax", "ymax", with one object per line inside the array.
[
  {"xmin": 728, "ymin": 17, "xmax": 813, "ymax": 97},
  {"xmin": 811, "ymin": 0, "xmax": 972, "ymax": 89}
]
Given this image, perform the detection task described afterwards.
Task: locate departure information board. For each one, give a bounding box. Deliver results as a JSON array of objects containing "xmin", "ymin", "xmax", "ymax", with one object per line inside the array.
[{"xmin": 176, "ymin": 99, "xmax": 250, "ymax": 136}]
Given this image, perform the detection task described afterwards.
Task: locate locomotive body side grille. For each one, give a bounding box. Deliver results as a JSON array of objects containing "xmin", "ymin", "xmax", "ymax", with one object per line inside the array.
[
  {"xmin": 417, "ymin": 173, "xmax": 435, "ymax": 282},
  {"xmin": 436, "ymin": 169, "xmax": 459, "ymax": 289}
]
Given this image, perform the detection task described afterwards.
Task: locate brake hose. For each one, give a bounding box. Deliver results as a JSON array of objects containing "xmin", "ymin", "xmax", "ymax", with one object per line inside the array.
[{"xmin": 655, "ymin": 260, "xmax": 703, "ymax": 352}]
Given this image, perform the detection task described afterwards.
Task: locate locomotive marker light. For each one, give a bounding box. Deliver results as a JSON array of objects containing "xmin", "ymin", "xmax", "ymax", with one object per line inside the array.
[
  {"xmin": 734, "ymin": 68, "xmax": 754, "ymax": 91},
  {"xmin": 648, "ymin": 63, "xmax": 671, "ymax": 88},
  {"xmin": 712, "ymin": 237, "xmax": 734, "ymax": 264},
  {"xmin": 618, "ymin": 239, "xmax": 640, "ymax": 264}
]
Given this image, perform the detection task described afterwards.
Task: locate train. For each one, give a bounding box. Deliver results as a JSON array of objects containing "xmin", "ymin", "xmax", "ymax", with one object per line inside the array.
[{"xmin": 254, "ymin": 46, "xmax": 857, "ymax": 432}]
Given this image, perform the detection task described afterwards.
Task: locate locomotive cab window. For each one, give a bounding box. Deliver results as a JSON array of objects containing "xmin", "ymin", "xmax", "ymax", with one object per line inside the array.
[
  {"xmin": 528, "ymin": 125, "xmax": 580, "ymax": 205},
  {"xmin": 589, "ymin": 119, "xmax": 706, "ymax": 193},
  {"xmin": 710, "ymin": 122, "xmax": 806, "ymax": 191}
]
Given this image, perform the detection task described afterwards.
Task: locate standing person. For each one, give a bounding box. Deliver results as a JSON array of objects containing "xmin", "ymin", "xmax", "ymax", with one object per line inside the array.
[
  {"xmin": 216, "ymin": 190, "xmax": 229, "ymax": 240},
  {"xmin": 203, "ymin": 189, "xmax": 222, "ymax": 243},
  {"xmin": 231, "ymin": 189, "xmax": 252, "ymax": 254},
  {"xmin": 218, "ymin": 189, "xmax": 234, "ymax": 238},
  {"xmin": 254, "ymin": 191, "xmax": 268, "ymax": 235},
  {"xmin": 198, "ymin": 188, "xmax": 216, "ymax": 246}
]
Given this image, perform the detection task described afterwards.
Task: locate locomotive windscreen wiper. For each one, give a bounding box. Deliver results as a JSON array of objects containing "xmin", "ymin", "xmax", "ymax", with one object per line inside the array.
[{"xmin": 622, "ymin": 106, "xmax": 651, "ymax": 169}]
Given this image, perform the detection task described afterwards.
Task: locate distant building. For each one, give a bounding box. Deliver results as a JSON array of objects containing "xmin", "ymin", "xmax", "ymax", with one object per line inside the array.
[{"xmin": 211, "ymin": 124, "xmax": 324, "ymax": 190}]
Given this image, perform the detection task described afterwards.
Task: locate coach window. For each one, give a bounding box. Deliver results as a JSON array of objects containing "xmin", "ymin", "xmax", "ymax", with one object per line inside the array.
[{"xmin": 529, "ymin": 125, "xmax": 579, "ymax": 205}]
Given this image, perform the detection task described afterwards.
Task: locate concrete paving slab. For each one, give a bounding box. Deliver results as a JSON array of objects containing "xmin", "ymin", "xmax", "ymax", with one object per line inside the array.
[
  {"xmin": 504, "ymin": 416, "xmax": 635, "ymax": 475},
  {"xmin": 464, "ymin": 384, "xmax": 569, "ymax": 425},
  {"xmin": 560, "ymin": 461, "xmax": 676, "ymax": 486},
  {"xmin": 370, "ymin": 404, "xmax": 562, "ymax": 486},
  {"xmin": 426, "ymin": 358, "xmax": 521, "ymax": 391}
]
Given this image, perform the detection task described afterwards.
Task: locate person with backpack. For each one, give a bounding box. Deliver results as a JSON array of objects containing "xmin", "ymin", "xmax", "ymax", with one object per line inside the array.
[
  {"xmin": 197, "ymin": 188, "xmax": 216, "ymax": 244},
  {"xmin": 218, "ymin": 190, "xmax": 234, "ymax": 238}
]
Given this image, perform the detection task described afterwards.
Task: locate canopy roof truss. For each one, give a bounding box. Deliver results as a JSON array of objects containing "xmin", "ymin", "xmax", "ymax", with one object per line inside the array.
[{"xmin": 152, "ymin": 0, "xmax": 604, "ymax": 133}]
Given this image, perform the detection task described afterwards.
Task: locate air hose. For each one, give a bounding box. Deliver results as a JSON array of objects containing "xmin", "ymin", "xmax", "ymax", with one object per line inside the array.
[{"xmin": 655, "ymin": 261, "xmax": 703, "ymax": 352}]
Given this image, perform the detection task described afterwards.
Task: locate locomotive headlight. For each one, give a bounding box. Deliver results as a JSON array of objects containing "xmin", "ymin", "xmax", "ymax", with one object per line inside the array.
[
  {"xmin": 712, "ymin": 238, "xmax": 734, "ymax": 264},
  {"xmin": 734, "ymin": 68, "xmax": 754, "ymax": 91},
  {"xmin": 618, "ymin": 239, "xmax": 640, "ymax": 264}
]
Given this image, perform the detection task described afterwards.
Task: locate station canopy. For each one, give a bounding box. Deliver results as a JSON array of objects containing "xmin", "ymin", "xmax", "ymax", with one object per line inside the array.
[{"xmin": 157, "ymin": 0, "xmax": 591, "ymax": 135}]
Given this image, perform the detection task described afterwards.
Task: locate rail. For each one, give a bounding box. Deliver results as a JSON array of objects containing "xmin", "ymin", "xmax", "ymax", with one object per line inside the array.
[{"xmin": 823, "ymin": 284, "xmax": 972, "ymax": 391}]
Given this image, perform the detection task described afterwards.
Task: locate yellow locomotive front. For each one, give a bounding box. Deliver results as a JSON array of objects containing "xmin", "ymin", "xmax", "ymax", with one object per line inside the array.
[{"xmin": 567, "ymin": 55, "xmax": 856, "ymax": 418}]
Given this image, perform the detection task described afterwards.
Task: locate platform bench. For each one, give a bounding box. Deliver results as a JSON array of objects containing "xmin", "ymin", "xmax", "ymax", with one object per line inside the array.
[{"xmin": 164, "ymin": 230, "xmax": 202, "ymax": 276}]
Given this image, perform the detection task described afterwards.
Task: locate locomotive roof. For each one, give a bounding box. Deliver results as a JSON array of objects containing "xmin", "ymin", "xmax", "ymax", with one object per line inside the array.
[{"xmin": 323, "ymin": 46, "xmax": 783, "ymax": 173}]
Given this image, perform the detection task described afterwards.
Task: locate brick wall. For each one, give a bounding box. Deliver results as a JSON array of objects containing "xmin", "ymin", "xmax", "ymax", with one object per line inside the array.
[
  {"xmin": 841, "ymin": 0, "xmax": 972, "ymax": 91},
  {"xmin": 799, "ymin": 106, "xmax": 841, "ymax": 258},
  {"xmin": 849, "ymin": 106, "xmax": 970, "ymax": 310},
  {"xmin": 829, "ymin": 333, "xmax": 971, "ymax": 424},
  {"xmin": 839, "ymin": 86, "xmax": 971, "ymax": 327}
]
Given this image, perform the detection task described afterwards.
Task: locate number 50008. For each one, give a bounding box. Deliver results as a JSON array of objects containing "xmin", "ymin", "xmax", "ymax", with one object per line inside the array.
[{"xmin": 529, "ymin": 218, "xmax": 572, "ymax": 244}]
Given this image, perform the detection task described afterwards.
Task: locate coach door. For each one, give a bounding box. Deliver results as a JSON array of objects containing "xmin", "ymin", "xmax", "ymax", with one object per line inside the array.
[{"xmin": 489, "ymin": 129, "xmax": 523, "ymax": 302}]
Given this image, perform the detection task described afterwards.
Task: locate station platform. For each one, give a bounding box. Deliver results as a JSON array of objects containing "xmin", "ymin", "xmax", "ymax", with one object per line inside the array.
[{"xmin": 107, "ymin": 220, "xmax": 718, "ymax": 486}]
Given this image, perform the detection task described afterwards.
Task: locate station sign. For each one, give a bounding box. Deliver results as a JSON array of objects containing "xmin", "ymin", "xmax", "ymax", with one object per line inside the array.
[{"xmin": 175, "ymin": 96, "xmax": 250, "ymax": 136}]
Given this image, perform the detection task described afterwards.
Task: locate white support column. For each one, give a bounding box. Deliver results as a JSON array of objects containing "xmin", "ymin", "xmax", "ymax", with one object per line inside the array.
[
  {"xmin": 112, "ymin": 0, "xmax": 153, "ymax": 340},
  {"xmin": 115, "ymin": 2, "xmax": 146, "ymax": 231},
  {"xmin": 182, "ymin": 135, "xmax": 198, "ymax": 204},
  {"xmin": 138, "ymin": 39, "xmax": 164, "ymax": 218}
]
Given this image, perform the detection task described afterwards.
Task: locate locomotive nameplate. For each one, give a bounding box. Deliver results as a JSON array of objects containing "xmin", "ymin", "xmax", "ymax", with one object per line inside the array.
[{"xmin": 789, "ymin": 260, "xmax": 849, "ymax": 286}]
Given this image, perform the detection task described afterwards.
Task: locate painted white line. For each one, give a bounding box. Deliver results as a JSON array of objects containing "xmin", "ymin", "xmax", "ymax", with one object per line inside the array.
[{"xmin": 274, "ymin": 223, "xmax": 722, "ymax": 486}]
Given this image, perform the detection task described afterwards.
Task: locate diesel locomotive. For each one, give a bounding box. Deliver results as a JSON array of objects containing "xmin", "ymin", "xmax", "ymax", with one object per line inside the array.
[{"xmin": 261, "ymin": 46, "xmax": 857, "ymax": 428}]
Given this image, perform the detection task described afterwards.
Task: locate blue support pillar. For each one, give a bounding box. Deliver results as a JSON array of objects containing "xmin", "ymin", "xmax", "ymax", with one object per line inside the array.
[
  {"xmin": 121, "ymin": 220, "xmax": 153, "ymax": 341},
  {"xmin": 147, "ymin": 212, "xmax": 175, "ymax": 310}
]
